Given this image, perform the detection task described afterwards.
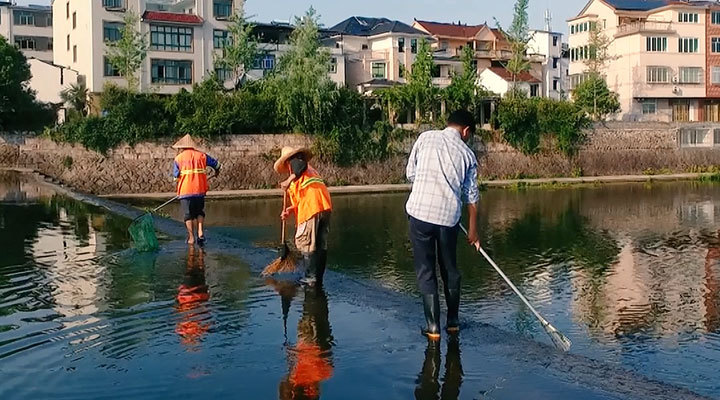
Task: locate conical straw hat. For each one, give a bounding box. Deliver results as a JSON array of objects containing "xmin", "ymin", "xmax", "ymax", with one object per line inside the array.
[
  {"xmin": 273, "ymin": 146, "xmax": 314, "ymax": 173},
  {"xmin": 172, "ymin": 134, "xmax": 199, "ymax": 149}
]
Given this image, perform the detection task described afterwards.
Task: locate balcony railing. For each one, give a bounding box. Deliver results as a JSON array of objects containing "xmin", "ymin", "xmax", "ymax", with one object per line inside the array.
[{"xmin": 615, "ymin": 21, "xmax": 675, "ymax": 37}]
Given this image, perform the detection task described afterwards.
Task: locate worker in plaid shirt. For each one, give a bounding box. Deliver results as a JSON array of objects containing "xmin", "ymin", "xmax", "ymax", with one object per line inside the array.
[{"xmin": 406, "ymin": 109, "xmax": 480, "ymax": 341}]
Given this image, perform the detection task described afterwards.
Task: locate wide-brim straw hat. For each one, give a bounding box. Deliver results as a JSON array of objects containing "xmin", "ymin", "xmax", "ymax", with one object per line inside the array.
[
  {"xmin": 273, "ymin": 146, "xmax": 314, "ymax": 173},
  {"xmin": 172, "ymin": 134, "xmax": 199, "ymax": 149}
]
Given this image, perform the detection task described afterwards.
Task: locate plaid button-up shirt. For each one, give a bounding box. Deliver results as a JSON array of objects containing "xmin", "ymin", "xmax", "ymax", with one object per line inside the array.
[{"xmin": 405, "ymin": 127, "xmax": 480, "ymax": 227}]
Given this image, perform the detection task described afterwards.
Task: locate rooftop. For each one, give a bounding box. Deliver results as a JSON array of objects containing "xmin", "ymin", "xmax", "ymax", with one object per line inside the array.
[
  {"xmin": 414, "ymin": 19, "xmax": 485, "ymax": 38},
  {"xmin": 142, "ymin": 11, "xmax": 203, "ymax": 25},
  {"xmin": 329, "ymin": 16, "xmax": 427, "ymax": 37},
  {"xmin": 485, "ymin": 66, "xmax": 541, "ymax": 83}
]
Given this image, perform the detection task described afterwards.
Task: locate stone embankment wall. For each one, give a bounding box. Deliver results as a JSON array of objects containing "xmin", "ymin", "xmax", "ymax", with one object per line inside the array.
[{"xmin": 2, "ymin": 122, "xmax": 720, "ymax": 195}]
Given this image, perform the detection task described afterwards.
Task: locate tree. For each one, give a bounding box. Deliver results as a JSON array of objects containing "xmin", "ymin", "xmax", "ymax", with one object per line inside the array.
[
  {"xmin": 497, "ymin": 0, "xmax": 531, "ymax": 94},
  {"xmin": 269, "ymin": 7, "xmax": 336, "ymax": 134},
  {"xmin": 106, "ymin": 11, "xmax": 148, "ymax": 91},
  {"xmin": 60, "ymin": 81, "xmax": 89, "ymax": 117},
  {"xmin": 214, "ymin": 8, "xmax": 259, "ymax": 89},
  {"xmin": 579, "ymin": 23, "xmax": 618, "ymax": 119},
  {"xmin": 406, "ymin": 38, "xmax": 438, "ymax": 122},
  {"xmin": 0, "ymin": 36, "xmax": 54, "ymax": 131},
  {"xmin": 572, "ymin": 74, "xmax": 620, "ymax": 121},
  {"xmin": 444, "ymin": 45, "xmax": 479, "ymax": 113}
]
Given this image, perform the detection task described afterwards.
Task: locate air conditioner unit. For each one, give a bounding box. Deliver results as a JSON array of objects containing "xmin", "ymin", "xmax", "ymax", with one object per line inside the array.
[
  {"xmin": 673, "ymin": 86, "xmax": 680, "ymax": 94},
  {"xmin": 672, "ymin": 77, "xmax": 679, "ymax": 84}
]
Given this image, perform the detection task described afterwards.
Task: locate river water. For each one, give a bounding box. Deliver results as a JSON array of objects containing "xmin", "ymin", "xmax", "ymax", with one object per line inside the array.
[{"xmin": 1, "ymin": 171, "xmax": 719, "ymax": 399}]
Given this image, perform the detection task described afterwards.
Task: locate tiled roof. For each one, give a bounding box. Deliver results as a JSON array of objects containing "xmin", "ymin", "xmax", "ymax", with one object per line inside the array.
[
  {"xmin": 414, "ymin": 20, "xmax": 484, "ymax": 38},
  {"xmin": 486, "ymin": 67, "xmax": 540, "ymax": 83},
  {"xmin": 142, "ymin": 11, "xmax": 203, "ymax": 25},
  {"xmin": 329, "ymin": 16, "xmax": 426, "ymax": 37}
]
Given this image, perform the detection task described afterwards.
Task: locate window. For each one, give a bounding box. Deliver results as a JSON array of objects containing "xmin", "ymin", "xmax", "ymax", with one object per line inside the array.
[
  {"xmin": 681, "ymin": 129, "xmax": 707, "ymax": 147},
  {"xmin": 72, "ymin": 12, "xmax": 76, "ymax": 29},
  {"xmin": 47, "ymin": 40, "xmax": 53, "ymax": 51},
  {"xmin": 215, "ymin": 67, "xmax": 232, "ymax": 82},
  {"xmin": 329, "ymin": 57, "xmax": 337, "ymax": 73},
  {"xmin": 252, "ymin": 54, "xmax": 275, "ymax": 70},
  {"xmin": 679, "ymin": 12, "xmax": 699, "ymax": 23},
  {"xmin": 371, "ymin": 62, "xmax": 386, "ymax": 78},
  {"xmin": 213, "ymin": 1, "xmax": 232, "ymax": 19},
  {"xmin": 530, "ymin": 84, "xmax": 539, "ymax": 97},
  {"xmin": 642, "ymin": 99, "xmax": 657, "ymax": 115},
  {"xmin": 66, "ymin": 34, "xmax": 70, "ymax": 51},
  {"xmin": 646, "ymin": 36, "xmax": 667, "ymax": 52},
  {"xmin": 73, "ymin": 45, "xmax": 77, "ymax": 63},
  {"xmin": 553, "ymin": 79, "xmax": 559, "ymax": 91},
  {"xmin": 14, "ymin": 37, "xmax": 36, "ymax": 50},
  {"xmin": 713, "ymin": 38, "xmax": 720, "ymax": 53},
  {"xmin": 466, "ymin": 41, "xmax": 474, "ymax": 50},
  {"xmin": 104, "ymin": 57, "xmax": 120, "ymax": 77},
  {"xmin": 150, "ymin": 25, "xmax": 193, "ymax": 52},
  {"xmin": 411, "ymin": 38, "xmax": 417, "ymax": 54},
  {"xmin": 213, "ymin": 30, "xmax": 229, "ymax": 49},
  {"xmin": 14, "ymin": 11, "xmax": 35, "ymax": 25},
  {"xmin": 398, "ymin": 37, "xmax": 405, "ymax": 53},
  {"xmin": 714, "ymin": 128, "xmax": 720, "ymax": 145},
  {"xmin": 647, "ymin": 66, "xmax": 670, "ymax": 83},
  {"xmin": 714, "ymin": 11, "xmax": 720, "ymax": 25},
  {"xmin": 679, "ymin": 67, "xmax": 702, "ymax": 84},
  {"xmin": 399, "ymin": 63, "xmax": 405, "ymax": 79},
  {"xmin": 713, "ymin": 66, "xmax": 720, "ymax": 84},
  {"xmin": 361, "ymin": 44, "xmax": 369, "ymax": 50},
  {"xmin": 553, "ymin": 35, "xmax": 558, "ymax": 47},
  {"xmin": 103, "ymin": 22, "xmax": 123, "ymax": 42},
  {"xmin": 552, "ymin": 57, "xmax": 559, "ymax": 69},
  {"xmin": 679, "ymin": 37, "xmax": 699, "ymax": 53},
  {"xmin": 66, "ymin": 2, "xmax": 69, "ymax": 18},
  {"xmin": 571, "ymin": 25, "xmax": 575, "ymax": 34},
  {"xmin": 102, "ymin": 0, "xmax": 124, "ymax": 9},
  {"xmin": 151, "ymin": 59, "xmax": 192, "ymax": 84}
]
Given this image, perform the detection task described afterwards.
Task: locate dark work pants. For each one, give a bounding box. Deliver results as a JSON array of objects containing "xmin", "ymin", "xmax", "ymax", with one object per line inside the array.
[{"xmin": 409, "ymin": 216, "xmax": 461, "ymax": 295}]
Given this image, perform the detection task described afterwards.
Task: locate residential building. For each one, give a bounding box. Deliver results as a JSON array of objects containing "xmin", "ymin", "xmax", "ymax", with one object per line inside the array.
[
  {"xmin": 479, "ymin": 66, "xmax": 542, "ymax": 98},
  {"xmin": 53, "ymin": 0, "xmax": 243, "ymax": 96},
  {"xmin": 27, "ymin": 57, "xmax": 80, "ymax": 105},
  {"xmin": 528, "ymin": 29, "xmax": 567, "ymax": 99},
  {"xmin": 0, "ymin": 2, "xmax": 53, "ymax": 62},
  {"xmin": 249, "ymin": 21, "xmax": 345, "ymax": 87},
  {"xmin": 568, "ymin": 0, "xmax": 720, "ymax": 122},
  {"xmin": 326, "ymin": 16, "xmax": 431, "ymax": 94}
]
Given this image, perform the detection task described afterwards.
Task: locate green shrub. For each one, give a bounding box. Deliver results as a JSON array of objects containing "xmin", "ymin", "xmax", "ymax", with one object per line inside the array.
[
  {"xmin": 495, "ymin": 96, "xmax": 541, "ymax": 154},
  {"xmin": 536, "ymin": 98, "xmax": 590, "ymax": 156}
]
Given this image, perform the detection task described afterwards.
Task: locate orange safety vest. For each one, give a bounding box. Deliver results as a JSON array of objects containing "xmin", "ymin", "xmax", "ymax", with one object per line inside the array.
[
  {"xmin": 288, "ymin": 166, "xmax": 332, "ymax": 225},
  {"xmin": 175, "ymin": 149, "xmax": 209, "ymax": 197}
]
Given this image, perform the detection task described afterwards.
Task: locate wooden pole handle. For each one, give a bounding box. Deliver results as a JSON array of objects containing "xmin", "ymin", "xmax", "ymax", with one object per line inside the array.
[{"xmin": 281, "ymin": 191, "xmax": 287, "ymax": 242}]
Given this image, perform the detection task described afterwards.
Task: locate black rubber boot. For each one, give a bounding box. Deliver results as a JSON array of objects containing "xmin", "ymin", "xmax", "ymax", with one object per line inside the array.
[
  {"xmin": 315, "ymin": 249, "xmax": 327, "ymax": 288},
  {"xmin": 421, "ymin": 294, "xmax": 441, "ymax": 340},
  {"xmin": 446, "ymin": 289, "xmax": 460, "ymax": 333}
]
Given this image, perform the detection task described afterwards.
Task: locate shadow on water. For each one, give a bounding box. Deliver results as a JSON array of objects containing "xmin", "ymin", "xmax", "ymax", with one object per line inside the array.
[{"xmin": 414, "ymin": 337, "xmax": 463, "ymax": 400}]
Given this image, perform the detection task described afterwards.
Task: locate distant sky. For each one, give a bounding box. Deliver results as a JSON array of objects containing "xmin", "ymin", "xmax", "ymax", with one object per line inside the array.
[{"xmin": 14, "ymin": 0, "xmax": 587, "ymax": 35}]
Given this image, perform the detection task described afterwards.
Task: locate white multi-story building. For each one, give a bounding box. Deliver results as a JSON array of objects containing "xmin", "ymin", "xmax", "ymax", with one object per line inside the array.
[
  {"xmin": 528, "ymin": 29, "xmax": 567, "ymax": 99},
  {"xmin": 52, "ymin": 0, "xmax": 244, "ymax": 95},
  {"xmin": 0, "ymin": 2, "xmax": 53, "ymax": 62}
]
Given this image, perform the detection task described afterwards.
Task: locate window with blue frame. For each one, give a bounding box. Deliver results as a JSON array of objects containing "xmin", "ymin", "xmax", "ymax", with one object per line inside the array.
[
  {"xmin": 104, "ymin": 57, "xmax": 120, "ymax": 77},
  {"xmin": 213, "ymin": 1, "xmax": 232, "ymax": 19},
  {"xmin": 714, "ymin": 11, "xmax": 720, "ymax": 25},
  {"xmin": 103, "ymin": 0, "xmax": 124, "ymax": 9},
  {"xmin": 103, "ymin": 22, "xmax": 123, "ymax": 42},
  {"xmin": 213, "ymin": 30, "xmax": 230, "ymax": 48},
  {"xmin": 713, "ymin": 38, "xmax": 720, "ymax": 53},
  {"xmin": 151, "ymin": 59, "xmax": 192, "ymax": 84},
  {"xmin": 150, "ymin": 25, "xmax": 193, "ymax": 52},
  {"xmin": 252, "ymin": 54, "xmax": 275, "ymax": 70},
  {"xmin": 215, "ymin": 67, "xmax": 233, "ymax": 81}
]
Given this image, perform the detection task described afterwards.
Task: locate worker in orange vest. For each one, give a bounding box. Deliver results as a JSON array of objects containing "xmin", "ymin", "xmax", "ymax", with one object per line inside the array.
[
  {"xmin": 172, "ymin": 134, "xmax": 220, "ymax": 245},
  {"xmin": 275, "ymin": 146, "xmax": 332, "ymax": 287}
]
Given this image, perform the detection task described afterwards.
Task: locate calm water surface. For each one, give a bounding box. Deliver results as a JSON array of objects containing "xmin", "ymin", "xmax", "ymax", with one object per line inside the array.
[{"xmin": 1, "ymin": 171, "xmax": 719, "ymax": 399}]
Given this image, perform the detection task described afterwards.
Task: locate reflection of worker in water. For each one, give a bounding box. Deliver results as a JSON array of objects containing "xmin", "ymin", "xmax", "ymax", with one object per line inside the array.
[
  {"xmin": 278, "ymin": 286, "xmax": 334, "ymax": 400},
  {"xmin": 175, "ymin": 245, "xmax": 211, "ymax": 347},
  {"xmin": 414, "ymin": 337, "xmax": 464, "ymax": 400},
  {"xmin": 704, "ymin": 230, "xmax": 720, "ymax": 332}
]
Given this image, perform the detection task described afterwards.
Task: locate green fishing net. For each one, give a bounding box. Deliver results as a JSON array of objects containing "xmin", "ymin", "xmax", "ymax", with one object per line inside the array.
[{"xmin": 128, "ymin": 213, "xmax": 159, "ymax": 252}]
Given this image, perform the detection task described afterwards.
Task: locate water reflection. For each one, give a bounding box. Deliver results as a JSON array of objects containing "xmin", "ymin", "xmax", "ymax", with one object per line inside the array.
[
  {"xmin": 704, "ymin": 231, "xmax": 720, "ymax": 333},
  {"xmin": 414, "ymin": 338, "xmax": 463, "ymax": 400},
  {"xmin": 278, "ymin": 286, "xmax": 334, "ymax": 400},
  {"xmin": 175, "ymin": 246, "xmax": 211, "ymax": 348}
]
